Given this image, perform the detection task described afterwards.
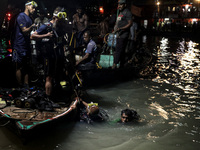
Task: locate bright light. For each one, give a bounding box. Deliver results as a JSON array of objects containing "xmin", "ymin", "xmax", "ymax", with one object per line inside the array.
[
  {"xmin": 164, "ymin": 18, "xmax": 169, "ymax": 21},
  {"xmin": 99, "ymin": 6, "xmax": 104, "ymax": 14},
  {"xmin": 7, "ymin": 13, "xmax": 11, "ymax": 21},
  {"xmin": 193, "ymin": 18, "xmax": 198, "ymax": 22},
  {"xmin": 185, "ymin": 4, "xmax": 189, "ymax": 10},
  {"xmin": 157, "ymin": 2, "xmax": 160, "ymax": 6}
]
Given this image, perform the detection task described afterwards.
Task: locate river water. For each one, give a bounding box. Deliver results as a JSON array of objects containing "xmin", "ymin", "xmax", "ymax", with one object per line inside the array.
[{"xmin": 0, "ymin": 35, "xmax": 200, "ymax": 150}]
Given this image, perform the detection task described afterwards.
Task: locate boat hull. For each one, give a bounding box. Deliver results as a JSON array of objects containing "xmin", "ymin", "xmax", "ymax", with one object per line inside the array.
[{"xmin": 0, "ymin": 99, "xmax": 79, "ymax": 138}]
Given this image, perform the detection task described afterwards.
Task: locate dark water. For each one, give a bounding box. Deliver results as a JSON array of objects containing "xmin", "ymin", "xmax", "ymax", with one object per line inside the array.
[{"xmin": 0, "ymin": 35, "xmax": 200, "ymax": 150}]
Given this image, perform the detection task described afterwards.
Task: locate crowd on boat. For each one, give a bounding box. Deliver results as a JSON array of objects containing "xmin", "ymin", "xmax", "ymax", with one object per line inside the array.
[
  {"xmin": 7, "ymin": 0, "xmax": 148, "ymax": 98},
  {"xmin": 0, "ymin": 0, "xmax": 145, "ymax": 125}
]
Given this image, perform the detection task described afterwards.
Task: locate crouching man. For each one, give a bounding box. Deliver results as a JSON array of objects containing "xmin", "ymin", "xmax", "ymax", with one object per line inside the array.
[{"xmin": 75, "ymin": 31, "xmax": 98, "ymax": 70}]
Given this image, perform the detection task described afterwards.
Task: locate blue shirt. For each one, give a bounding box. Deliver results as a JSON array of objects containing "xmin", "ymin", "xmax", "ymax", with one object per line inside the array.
[
  {"xmin": 84, "ymin": 39, "xmax": 97, "ymax": 64},
  {"xmin": 13, "ymin": 12, "xmax": 32, "ymax": 55},
  {"xmin": 36, "ymin": 21, "xmax": 52, "ymax": 35}
]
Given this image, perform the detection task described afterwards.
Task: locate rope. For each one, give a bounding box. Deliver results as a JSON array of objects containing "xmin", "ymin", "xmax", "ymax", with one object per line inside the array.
[
  {"xmin": 96, "ymin": 62, "xmax": 102, "ymax": 69},
  {"xmin": 69, "ymin": 32, "xmax": 74, "ymax": 47},
  {"xmin": 0, "ymin": 120, "xmax": 10, "ymax": 127},
  {"xmin": 75, "ymin": 72, "xmax": 82, "ymax": 86},
  {"xmin": 103, "ymin": 33, "xmax": 109, "ymax": 44},
  {"xmin": 29, "ymin": 111, "xmax": 39, "ymax": 121}
]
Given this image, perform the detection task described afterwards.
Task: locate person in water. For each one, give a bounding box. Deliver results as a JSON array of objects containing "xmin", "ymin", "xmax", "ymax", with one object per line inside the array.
[
  {"xmin": 120, "ymin": 109, "xmax": 139, "ymax": 123},
  {"xmin": 111, "ymin": 108, "xmax": 139, "ymax": 124},
  {"xmin": 71, "ymin": 97, "xmax": 108, "ymax": 124}
]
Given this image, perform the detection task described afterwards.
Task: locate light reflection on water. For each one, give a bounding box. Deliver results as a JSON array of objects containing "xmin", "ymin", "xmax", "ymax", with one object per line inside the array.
[
  {"xmin": 0, "ymin": 36, "xmax": 200, "ymax": 150},
  {"xmin": 149, "ymin": 36, "xmax": 200, "ymax": 147}
]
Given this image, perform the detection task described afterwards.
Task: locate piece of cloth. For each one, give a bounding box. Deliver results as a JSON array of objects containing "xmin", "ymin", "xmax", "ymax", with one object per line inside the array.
[{"xmin": 12, "ymin": 12, "xmax": 32, "ymax": 62}]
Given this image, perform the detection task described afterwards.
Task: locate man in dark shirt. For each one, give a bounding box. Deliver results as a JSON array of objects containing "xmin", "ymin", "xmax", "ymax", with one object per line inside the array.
[
  {"xmin": 31, "ymin": 7, "xmax": 67, "ymax": 98},
  {"xmin": 12, "ymin": 1, "xmax": 38, "ymax": 87},
  {"xmin": 112, "ymin": 0, "xmax": 132, "ymax": 69}
]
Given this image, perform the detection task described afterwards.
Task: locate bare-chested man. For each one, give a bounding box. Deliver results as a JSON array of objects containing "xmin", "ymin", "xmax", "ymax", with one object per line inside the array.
[{"xmin": 72, "ymin": 6, "xmax": 88, "ymax": 48}]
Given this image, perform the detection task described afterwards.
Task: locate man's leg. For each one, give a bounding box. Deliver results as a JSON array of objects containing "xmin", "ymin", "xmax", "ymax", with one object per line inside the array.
[
  {"xmin": 112, "ymin": 38, "xmax": 125, "ymax": 69},
  {"xmin": 24, "ymin": 74, "xmax": 29, "ymax": 85},
  {"xmin": 119, "ymin": 38, "xmax": 128, "ymax": 67},
  {"xmin": 16, "ymin": 68, "xmax": 22, "ymax": 86},
  {"xmin": 45, "ymin": 76, "xmax": 52, "ymax": 96}
]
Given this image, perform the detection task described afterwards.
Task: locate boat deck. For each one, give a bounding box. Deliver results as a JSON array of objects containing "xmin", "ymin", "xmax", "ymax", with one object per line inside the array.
[{"xmin": 1, "ymin": 105, "xmax": 69, "ymax": 121}]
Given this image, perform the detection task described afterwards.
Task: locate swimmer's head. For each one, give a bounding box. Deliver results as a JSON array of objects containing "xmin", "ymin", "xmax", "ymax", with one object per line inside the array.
[
  {"xmin": 121, "ymin": 109, "xmax": 134, "ymax": 123},
  {"xmin": 87, "ymin": 103, "xmax": 99, "ymax": 115}
]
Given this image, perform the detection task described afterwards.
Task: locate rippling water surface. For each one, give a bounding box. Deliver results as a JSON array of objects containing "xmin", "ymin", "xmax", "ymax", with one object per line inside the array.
[{"xmin": 0, "ymin": 36, "xmax": 200, "ymax": 150}]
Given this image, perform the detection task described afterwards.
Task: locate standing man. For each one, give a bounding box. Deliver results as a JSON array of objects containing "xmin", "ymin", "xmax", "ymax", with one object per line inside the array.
[
  {"xmin": 12, "ymin": 1, "xmax": 38, "ymax": 88},
  {"xmin": 31, "ymin": 7, "xmax": 67, "ymax": 99},
  {"xmin": 72, "ymin": 6, "xmax": 88, "ymax": 48},
  {"xmin": 112, "ymin": 0, "xmax": 132, "ymax": 69}
]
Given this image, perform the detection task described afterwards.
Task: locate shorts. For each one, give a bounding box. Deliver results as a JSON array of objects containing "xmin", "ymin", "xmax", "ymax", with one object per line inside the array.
[
  {"xmin": 12, "ymin": 49, "xmax": 31, "ymax": 73},
  {"xmin": 44, "ymin": 58, "xmax": 56, "ymax": 77}
]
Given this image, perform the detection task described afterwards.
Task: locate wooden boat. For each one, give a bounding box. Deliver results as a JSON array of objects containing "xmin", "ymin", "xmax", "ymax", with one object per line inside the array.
[
  {"xmin": 76, "ymin": 46, "xmax": 155, "ymax": 87},
  {"xmin": 0, "ymin": 96, "xmax": 79, "ymax": 138},
  {"xmin": 69, "ymin": 32, "xmax": 156, "ymax": 87}
]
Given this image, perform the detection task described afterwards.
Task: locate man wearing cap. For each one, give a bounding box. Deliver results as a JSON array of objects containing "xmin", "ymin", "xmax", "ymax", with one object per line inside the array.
[
  {"xmin": 72, "ymin": 6, "xmax": 88, "ymax": 48},
  {"xmin": 12, "ymin": 1, "xmax": 38, "ymax": 88},
  {"xmin": 112, "ymin": 0, "xmax": 132, "ymax": 69},
  {"xmin": 31, "ymin": 7, "xmax": 67, "ymax": 99}
]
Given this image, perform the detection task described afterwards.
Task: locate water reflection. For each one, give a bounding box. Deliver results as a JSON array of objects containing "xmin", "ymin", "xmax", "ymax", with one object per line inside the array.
[
  {"xmin": 1, "ymin": 36, "xmax": 200, "ymax": 149},
  {"xmin": 148, "ymin": 36, "xmax": 200, "ymax": 146}
]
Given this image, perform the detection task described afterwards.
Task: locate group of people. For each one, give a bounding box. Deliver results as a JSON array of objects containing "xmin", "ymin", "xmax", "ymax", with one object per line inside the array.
[
  {"xmin": 11, "ymin": 1, "xmax": 94, "ymax": 99},
  {"xmin": 71, "ymin": 97, "xmax": 140, "ymax": 124},
  {"xmin": 10, "ymin": 0, "xmax": 140, "ymax": 124},
  {"xmin": 12, "ymin": 0, "xmax": 139, "ymax": 97}
]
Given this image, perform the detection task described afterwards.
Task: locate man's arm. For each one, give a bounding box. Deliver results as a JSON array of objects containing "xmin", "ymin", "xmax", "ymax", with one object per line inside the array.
[
  {"xmin": 117, "ymin": 20, "xmax": 132, "ymax": 32},
  {"xmin": 31, "ymin": 31, "xmax": 53, "ymax": 40},
  {"xmin": 76, "ymin": 53, "xmax": 89, "ymax": 66},
  {"xmin": 21, "ymin": 24, "xmax": 36, "ymax": 34},
  {"xmin": 17, "ymin": 14, "xmax": 36, "ymax": 35},
  {"xmin": 84, "ymin": 14, "xmax": 88, "ymax": 30},
  {"xmin": 80, "ymin": 99, "xmax": 89, "ymax": 107},
  {"xmin": 72, "ymin": 14, "xmax": 77, "ymax": 32}
]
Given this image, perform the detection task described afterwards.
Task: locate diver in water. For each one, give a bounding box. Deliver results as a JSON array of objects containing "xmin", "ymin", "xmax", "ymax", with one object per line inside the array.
[
  {"xmin": 111, "ymin": 108, "xmax": 140, "ymax": 124},
  {"xmin": 71, "ymin": 97, "xmax": 108, "ymax": 124},
  {"xmin": 120, "ymin": 109, "xmax": 139, "ymax": 123}
]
